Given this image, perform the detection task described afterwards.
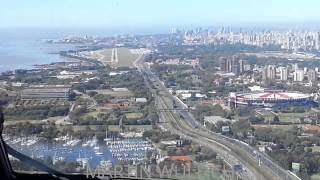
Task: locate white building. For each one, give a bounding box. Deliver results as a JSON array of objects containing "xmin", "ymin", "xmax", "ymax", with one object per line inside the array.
[
  {"xmin": 307, "ymin": 70, "xmax": 317, "ymax": 82},
  {"xmin": 293, "ymin": 69, "xmax": 304, "ymax": 82},
  {"xmin": 262, "ymin": 65, "xmax": 276, "ymax": 81},
  {"xmin": 278, "ymin": 67, "xmax": 288, "ymax": 81},
  {"xmin": 135, "ymin": 98, "xmax": 147, "ymax": 103},
  {"xmin": 180, "ymin": 93, "xmax": 192, "ymax": 100},
  {"xmin": 248, "ymin": 85, "xmax": 265, "ymax": 92},
  {"xmin": 292, "ymin": 63, "xmax": 299, "ymax": 71}
]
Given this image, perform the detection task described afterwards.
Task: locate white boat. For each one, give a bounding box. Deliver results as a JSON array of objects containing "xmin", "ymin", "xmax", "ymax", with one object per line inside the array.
[
  {"xmin": 95, "ymin": 150, "xmax": 103, "ymax": 155},
  {"xmin": 82, "ymin": 142, "xmax": 89, "ymax": 147},
  {"xmin": 76, "ymin": 153, "xmax": 89, "ymax": 168},
  {"xmin": 63, "ymin": 138, "xmax": 81, "ymax": 147},
  {"xmin": 52, "ymin": 152, "xmax": 65, "ymax": 165},
  {"xmin": 89, "ymin": 136, "xmax": 98, "ymax": 147},
  {"xmin": 70, "ymin": 139, "xmax": 81, "ymax": 146},
  {"xmin": 94, "ymin": 145, "xmax": 102, "ymax": 155}
]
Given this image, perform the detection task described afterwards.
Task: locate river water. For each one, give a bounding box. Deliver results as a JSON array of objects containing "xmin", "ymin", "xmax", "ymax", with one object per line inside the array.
[
  {"xmin": 0, "ymin": 34, "xmax": 78, "ymax": 72},
  {"xmin": 0, "ymin": 27, "xmax": 167, "ymax": 72}
]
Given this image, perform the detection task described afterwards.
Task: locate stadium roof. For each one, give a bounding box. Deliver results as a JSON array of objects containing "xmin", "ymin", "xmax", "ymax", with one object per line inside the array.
[{"xmin": 237, "ymin": 91, "xmax": 311, "ymax": 101}]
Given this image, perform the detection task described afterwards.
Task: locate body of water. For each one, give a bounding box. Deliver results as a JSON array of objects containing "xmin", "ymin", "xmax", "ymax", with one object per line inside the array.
[
  {"xmin": 0, "ymin": 27, "xmax": 168, "ymax": 72},
  {"xmin": 17, "ymin": 143, "xmax": 114, "ymax": 168},
  {"xmin": 0, "ymin": 38, "xmax": 77, "ymax": 72},
  {"xmin": 4, "ymin": 135, "xmax": 154, "ymax": 169},
  {"xmin": 7, "ymin": 138, "xmax": 114, "ymax": 168}
]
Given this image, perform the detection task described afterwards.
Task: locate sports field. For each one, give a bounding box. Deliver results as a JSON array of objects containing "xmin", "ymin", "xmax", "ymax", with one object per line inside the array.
[
  {"xmin": 257, "ymin": 111, "xmax": 307, "ymax": 124},
  {"xmin": 125, "ymin": 112, "xmax": 144, "ymax": 119},
  {"xmin": 88, "ymin": 89, "xmax": 133, "ymax": 97}
]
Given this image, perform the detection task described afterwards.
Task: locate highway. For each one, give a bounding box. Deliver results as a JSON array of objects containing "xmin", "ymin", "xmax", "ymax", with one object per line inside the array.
[{"xmin": 134, "ymin": 60, "xmax": 300, "ymax": 180}]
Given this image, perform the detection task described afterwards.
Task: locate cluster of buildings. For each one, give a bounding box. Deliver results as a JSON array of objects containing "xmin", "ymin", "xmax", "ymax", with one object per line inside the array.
[
  {"xmin": 262, "ymin": 64, "xmax": 318, "ymax": 83},
  {"xmin": 158, "ymin": 58, "xmax": 199, "ymax": 66},
  {"xmin": 217, "ymin": 55, "xmax": 320, "ymax": 85},
  {"xmin": 168, "ymin": 89, "xmax": 207, "ymax": 101},
  {"xmin": 178, "ymin": 27, "xmax": 320, "ymax": 52},
  {"xmin": 219, "ymin": 56, "xmax": 248, "ymax": 75}
]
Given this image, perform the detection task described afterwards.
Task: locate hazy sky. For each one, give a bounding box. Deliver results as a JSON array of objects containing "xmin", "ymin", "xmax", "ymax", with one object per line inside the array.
[{"xmin": 1, "ymin": 0, "xmax": 319, "ymax": 29}]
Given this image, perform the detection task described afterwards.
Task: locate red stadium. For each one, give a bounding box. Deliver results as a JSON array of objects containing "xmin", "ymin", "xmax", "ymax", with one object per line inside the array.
[{"xmin": 229, "ymin": 91, "xmax": 318, "ymax": 108}]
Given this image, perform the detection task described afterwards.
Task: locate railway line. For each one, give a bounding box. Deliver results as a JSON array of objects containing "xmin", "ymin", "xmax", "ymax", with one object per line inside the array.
[{"xmin": 135, "ymin": 56, "xmax": 299, "ymax": 180}]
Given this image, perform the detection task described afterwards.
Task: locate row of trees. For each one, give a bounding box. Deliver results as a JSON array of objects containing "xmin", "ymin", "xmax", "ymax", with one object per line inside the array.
[
  {"xmin": 4, "ymin": 105, "xmax": 69, "ymax": 120},
  {"xmin": 192, "ymin": 104, "xmax": 228, "ymax": 123}
]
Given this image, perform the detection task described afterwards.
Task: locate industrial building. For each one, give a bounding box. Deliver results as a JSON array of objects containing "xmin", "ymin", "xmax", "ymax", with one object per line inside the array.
[{"xmin": 21, "ymin": 88, "xmax": 72, "ymax": 100}]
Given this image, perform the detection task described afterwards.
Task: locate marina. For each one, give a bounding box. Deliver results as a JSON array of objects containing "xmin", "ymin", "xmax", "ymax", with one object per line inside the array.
[
  {"xmin": 106, "ymin": 138, "xmax": 155, "ymax": 163},
  {"xmin": 4, "ymin": 134, "xmax": 155, "ymax": 168},
  {"xmin": 4, "ymin": 134, "xmax": 113, "ymax": 168}
]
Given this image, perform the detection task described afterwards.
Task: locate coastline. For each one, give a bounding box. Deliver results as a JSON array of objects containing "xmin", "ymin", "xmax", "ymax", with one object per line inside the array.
[{"xmin": 0, "ymin": 38, "xmax": 80, "ymax": 73}]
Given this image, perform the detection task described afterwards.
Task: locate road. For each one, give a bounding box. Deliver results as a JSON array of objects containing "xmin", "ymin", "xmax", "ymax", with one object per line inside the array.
[
  {"xmin": 134, "ymin": 59, "xmax": 300, "ymax": 180},
  {"xmin": 73, "ymin": 90, "xmax": 97, "ymax": 109}
]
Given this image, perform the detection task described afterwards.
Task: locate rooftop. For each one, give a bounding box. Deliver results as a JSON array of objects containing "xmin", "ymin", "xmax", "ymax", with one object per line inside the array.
[
  {"xmin": 170, "ymin": 156, "xmax": 192, "ymax": 161},
  {"xmin": 22, "ymin": 88, "xmax": 71, "ymax": 94}
]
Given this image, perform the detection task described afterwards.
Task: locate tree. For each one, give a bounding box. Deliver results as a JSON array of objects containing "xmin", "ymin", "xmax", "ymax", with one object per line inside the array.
[
  {"xmin": 69, "ymin": 105, "xmax": 87, "ymax": 120},
  {"xmin": 273, "ymin": 116, "xmax": 280, "ymax": 124},
  {"xmin": 231, "ymin": 119, "xmax": 252, "ymax": 139},
  {"xmin": 0, "ymin": 91, "xmax": 8, "ymax": 106},
  {"xmin": 42, "ymin": 123, "xmax": 58, "ymax": 140},
  {"xmin": 193, "ymin": 104, "xmax": 226, "ymax": 122},
  {"xmin": 299, "ymin": 117, "xmax": 305, "ymax": 124},
  {"xmin": 72, "ymin": 83, "xmax": 86, "ymax": 93},
  {"xmin": 87, "ymin": 91, "xmax": 98, "ymax": 97},
  {"xmin": 143, "ymin": 130, "xmax": 153, "ymax": 138},
  {"xmin": 249, "ymin": 116, "xmax": 265, "ymax": 124}
]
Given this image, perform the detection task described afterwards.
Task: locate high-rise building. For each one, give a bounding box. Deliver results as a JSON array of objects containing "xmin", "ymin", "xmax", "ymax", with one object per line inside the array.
[
  {"xmin": 244, "ymin": 64, "xmax": 251, "ymax": 72},
  {"xmin": 316, "ymin": 32, "xmax": 320, "ymax": 51},
  {"xmin": 219, "ymin": 56, "xmax": 242, "ymax": 75},
  {"xmin": 262, "ymin": 65, "xmax": 276, "ymax": 81},
  {"xmin": 293, "ymin": 69, "xmax": 304, "ymax": 82},
  {"xmin": 308, "ymin": 69, "xmax": 317, "ymax": 82},
  {"xmin": 292, "ymin": 63, "xmax": 299, "ymax": 71},
  {"xmin": 231, "ymin": 55, "xmax": 240, "ymax": 75},
  {"xmin": 219, "ymin": 57, "xmax": 227, "ymax": 71},
  {"xmin": 279, "ymin": 67, "xmax": 288, "ymax": 81},
  {"xmin": 239, "ymin": 59, "xmax": 245, "ymax": 73},
  {"xmin": 227, "ymin": 58, "xmax": 232, "ymax": 72}
]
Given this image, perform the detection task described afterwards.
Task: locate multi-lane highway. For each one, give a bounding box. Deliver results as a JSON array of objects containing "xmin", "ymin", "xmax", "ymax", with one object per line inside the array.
[{"xmin": 135, "ymin": 59, "xmax": 300, "ymax": 180}]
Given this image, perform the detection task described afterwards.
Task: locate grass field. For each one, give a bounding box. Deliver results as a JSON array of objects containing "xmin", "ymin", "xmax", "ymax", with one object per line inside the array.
[
  {"xmin": 125, "ymin": 112, "xmax": 144, "ymax": 119},
  {"xmin": 90, "ymin": 89, "xmax": 133, "ymax": 97},
  {"xmin": 89, "ymin": 48, "xmax": 140, "ymax": 67},
  {"xmin": 259, "ymin": 112, "xmax": 306, "ymax": 124},
  {"xmin": 252, "ymin": 124, "xmax": 295, "ymax": 131}
]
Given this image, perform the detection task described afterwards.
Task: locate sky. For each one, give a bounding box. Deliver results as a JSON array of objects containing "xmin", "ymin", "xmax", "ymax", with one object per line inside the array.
[{"xmin": 0, "ymin": 0, "xmax": 320, "ymax": 30}]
